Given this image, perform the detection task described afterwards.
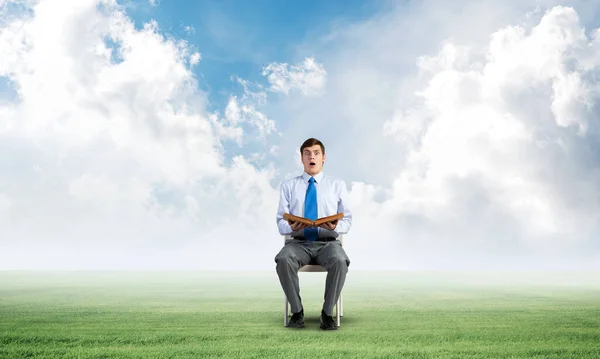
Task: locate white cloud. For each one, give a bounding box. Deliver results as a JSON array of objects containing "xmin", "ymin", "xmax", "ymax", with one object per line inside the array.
[
  {"xmin": 208, "ymin": 97, "xmax": 244, "ymax": 145},
  {"xmin": 267, "ymin": 2, "xmax": 600, "ymax": 270},
  {"xmin": 353, "ymin": 5, "xmax": 600, "ymax": 269},
  {"xmin": 262, "ymin": 57, "xmax": 327, "ymax": 96},
  {"xmin": 189, "ymin": 51, "xmax": 200, "ymax": 65},
  {"xmin": 0, "ymin": 0, "xmax": 280, "ymax": 269},
  {"xmin": 208, "ymin": 78, "xmax": 277, "ymax": 146},
  {"xmin": 2, "ymin": 0, "xmax": 600, "ymax": 271},
  {"xmin": 184, "ymin": 25, "xmax": 195, "ymax": 35}
]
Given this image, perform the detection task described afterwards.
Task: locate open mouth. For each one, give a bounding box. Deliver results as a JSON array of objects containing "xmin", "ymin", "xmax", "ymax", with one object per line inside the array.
[{"xmin": 309, "ymin": 162, "xmax": 316, "ymax": 166}]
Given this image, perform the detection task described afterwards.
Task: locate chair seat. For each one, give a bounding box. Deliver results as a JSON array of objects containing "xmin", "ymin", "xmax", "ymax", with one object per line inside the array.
[{"xmin": 299, "ymin": 264, "xmax": 326, "ymax": 272}]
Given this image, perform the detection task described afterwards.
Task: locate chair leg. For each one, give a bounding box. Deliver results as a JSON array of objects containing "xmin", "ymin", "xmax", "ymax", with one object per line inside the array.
[
  {"xmin": 336, "ymin": 295, "xmax": 341, "ymax": 327},
  {"xmin": 284, "ymin": 296, "xmax": 288, "ymax": 326}
]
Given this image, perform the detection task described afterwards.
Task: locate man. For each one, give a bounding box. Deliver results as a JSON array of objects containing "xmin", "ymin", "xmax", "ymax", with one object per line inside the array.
[{"xmin": 275, "ymin": 137, "xmax": 352, "ymax": 330}]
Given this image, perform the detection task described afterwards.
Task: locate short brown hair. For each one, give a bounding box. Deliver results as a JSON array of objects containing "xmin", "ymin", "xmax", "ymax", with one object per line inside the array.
[{"xmin": 300, "ymin": 138, "xmax": 325, "ymax": 155}]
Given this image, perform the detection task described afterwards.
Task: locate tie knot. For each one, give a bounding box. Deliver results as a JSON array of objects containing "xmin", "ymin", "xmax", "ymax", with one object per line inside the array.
[{"xmin": 309, "ymin": 177, "xmax": 315, "ymax": 184}]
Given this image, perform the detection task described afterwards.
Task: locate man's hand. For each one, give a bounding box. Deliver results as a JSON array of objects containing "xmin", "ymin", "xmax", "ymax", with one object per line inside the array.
[
  {"xmin": 318, "ymin": 221, "xmax": 337, "ymax": 231},
  {"xmin": 289, "ymin": 221, "xmax": 308, "ymax": 231}
]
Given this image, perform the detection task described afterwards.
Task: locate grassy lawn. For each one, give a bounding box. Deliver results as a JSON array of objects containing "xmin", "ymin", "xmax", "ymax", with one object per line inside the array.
[{"xmin": 1, "ymin": 271, "xmax": 599, "ymax": 358}]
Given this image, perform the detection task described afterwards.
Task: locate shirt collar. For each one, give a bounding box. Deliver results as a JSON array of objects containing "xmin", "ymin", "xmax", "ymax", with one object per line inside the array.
[{"xmin": 302, "ymin": 171, "xmax": 323, "ymax": 184}]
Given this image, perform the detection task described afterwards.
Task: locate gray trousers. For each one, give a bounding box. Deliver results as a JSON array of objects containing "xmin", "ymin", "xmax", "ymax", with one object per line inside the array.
[{"xmin": 275, "ymin": 239, "xmax": 350, "ymax": 316}]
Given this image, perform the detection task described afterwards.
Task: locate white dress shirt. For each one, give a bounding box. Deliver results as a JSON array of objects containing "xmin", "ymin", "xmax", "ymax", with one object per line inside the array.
[{"xmin": 276, "ymin": 171, "xmax": 352, "ymax": 237}]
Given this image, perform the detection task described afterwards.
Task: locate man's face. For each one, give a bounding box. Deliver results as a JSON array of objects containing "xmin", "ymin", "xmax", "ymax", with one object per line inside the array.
[{"xmin": 301, "ymin": 144, "xmax": 326, "ymax": 175}]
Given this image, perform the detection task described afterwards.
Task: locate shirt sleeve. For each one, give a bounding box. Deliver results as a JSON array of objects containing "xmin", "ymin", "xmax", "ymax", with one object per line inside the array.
[
  {"xmin": 276, "ymin": 180, "xmax": 293, "ymax": 235},
  {"xmin": 334, "ymin": 180, "xmax": 352, "ymax": 235}
]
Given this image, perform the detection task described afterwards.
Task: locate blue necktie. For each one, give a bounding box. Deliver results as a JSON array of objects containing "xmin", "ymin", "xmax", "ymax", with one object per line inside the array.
[{"xmin": 304, "ymin": 177, "xmax": 318, "ymax": 241}]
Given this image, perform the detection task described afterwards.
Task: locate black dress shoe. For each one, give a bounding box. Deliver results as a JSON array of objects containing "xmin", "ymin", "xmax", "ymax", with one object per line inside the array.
[
  {"xmin": 320, "ymin": 310, "xmax": 338, "ymax": 330},
  {"xmin": 287, "ymin": 308, "xmax": 305, "ymax": 328}
]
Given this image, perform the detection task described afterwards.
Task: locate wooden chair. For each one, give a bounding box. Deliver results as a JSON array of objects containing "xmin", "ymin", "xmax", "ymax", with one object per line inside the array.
[{"xmin": 282, "ymin": 234, "xmax": 344, "ymax": 327}]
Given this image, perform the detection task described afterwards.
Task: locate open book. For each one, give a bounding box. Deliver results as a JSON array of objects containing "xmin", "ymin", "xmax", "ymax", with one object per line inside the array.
[{"xmin": 283, "ymin": 212, "xmax": 344, "ymax": 227}]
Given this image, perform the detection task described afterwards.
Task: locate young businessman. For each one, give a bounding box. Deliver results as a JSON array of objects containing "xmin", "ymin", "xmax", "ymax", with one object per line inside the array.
[{"xmin": 275, "ymin": 137, "xmax": 352, "ymax": 330}]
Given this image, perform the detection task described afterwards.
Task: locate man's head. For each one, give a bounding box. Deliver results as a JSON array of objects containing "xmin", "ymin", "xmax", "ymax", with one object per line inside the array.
[{"xmin": 300, "ymin": 138, "xmax": 326, "ymax": 176}]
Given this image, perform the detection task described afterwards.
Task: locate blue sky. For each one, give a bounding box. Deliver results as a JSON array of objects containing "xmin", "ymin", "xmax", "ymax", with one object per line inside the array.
[
  {"xmin": 1, "ymin": 0, "xmax": 600, "ymax": 270},
  {"xmin": 112, "ymin": 0, "xmax": 392, "ymax": 182},
  {"xmin": 124, "ymin": 0, "xmax": 384, "ymax": 113}
]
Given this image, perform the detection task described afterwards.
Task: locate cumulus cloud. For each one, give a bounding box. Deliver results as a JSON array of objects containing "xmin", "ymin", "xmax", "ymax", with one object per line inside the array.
[
  {"xmin": 263, "ymin": 2, "xmax": 600, "ymax": 270},
  {"xmin": 262, "ymin": 57, "xmax": 327, "ymax": 96},
  {"xmin": 208, "ymin": 77, "xmax": 276, "ymax": 147},
  {"xmin": 1, "ymin": 0, "xmax": 600, "ymax": 271},
  {"xmin": 189, "ymin": 51, "xmax": 201, "ymax": 65},
  {"xmin": 0, "ymin": 0, "xmax": 279, "ymax": 269},
  {"xmin": 345, "ymin": 5, "xmax": 600, "ymax": 270}
]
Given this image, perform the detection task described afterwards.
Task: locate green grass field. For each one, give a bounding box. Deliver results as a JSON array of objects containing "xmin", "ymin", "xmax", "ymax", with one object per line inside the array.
[{"xmin": 1, "ymin": 271, "xmax": 599, "ymax": 358}]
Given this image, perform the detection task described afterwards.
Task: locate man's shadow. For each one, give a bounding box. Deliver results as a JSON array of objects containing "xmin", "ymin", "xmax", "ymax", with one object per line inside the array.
[{"xmin": 274, "ymin": 315, "xmax": 360, "ymax": 328}]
